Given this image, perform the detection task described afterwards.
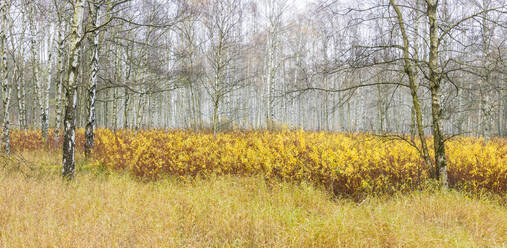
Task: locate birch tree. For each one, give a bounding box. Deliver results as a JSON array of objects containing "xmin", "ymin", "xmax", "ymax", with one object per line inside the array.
[
  {"xmin": 54, "ymin": 1, "xmax": 68, "ymax": 140},
  {"xmin": 264, "ymin": 0, "xmax": 287, "ymax": 129},
  {"xmin": 389, "ymin": 0, "xmax": 432, "ymax": 180},
  {"xmin": 13, "ymin": 7, "xmax": 27, "ymax": 131},
  {"xmin": 26, "ymin": 2, "xmax": 53, "ymax": 139},
  {"xmin": 423, "ymin": 0, "xmax": 448, "ymax": 187},
  {"xmin": 42, "ymin": 23, "xmax": 55, "ymax": 141},
  {"xmin": 84, "ymin": 0, "xmax": 102, "ymax": 158},
  {"xmin": 0, "ymin": 0, "xmax": 12, "ymax": 153},
  {"xmin": 62, "ymin": 0, "xmax": 85, "ymax": 179},
  {"xmin": 201, "ymin": 0, "xmax": 245, "ymax": 136}
]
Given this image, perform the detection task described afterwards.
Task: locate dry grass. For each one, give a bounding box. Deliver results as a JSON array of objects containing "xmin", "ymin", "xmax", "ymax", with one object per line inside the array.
[{"xmin": 0, "ymin": 151, "xmax": 505, "ymax": 247}]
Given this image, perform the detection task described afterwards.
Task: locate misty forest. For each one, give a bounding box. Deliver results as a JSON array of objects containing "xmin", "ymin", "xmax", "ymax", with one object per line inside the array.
[
  {"xmin": 0, "ymin": 0, "xmax": 505, "ymax": 173},
  {"xmin": 0, "ymin": 0, "xmax": 506, "ymax": 247}
]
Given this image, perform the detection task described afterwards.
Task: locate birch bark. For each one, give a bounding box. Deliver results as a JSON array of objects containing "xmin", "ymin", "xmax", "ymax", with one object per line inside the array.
[
  {"xmin": 62, "ymin": 0, "xmax": 85, "ymax": 179},
  {"xmin": 1, "ymin": 2, "xmax": 12, "ymax": 153},
  {"xmin": 426, "ymin": 0, "xmax": 448, "ymax": 187},
  {"xmin": 85, "ymin": 1, "xmax": 101, "ymax": 158}
]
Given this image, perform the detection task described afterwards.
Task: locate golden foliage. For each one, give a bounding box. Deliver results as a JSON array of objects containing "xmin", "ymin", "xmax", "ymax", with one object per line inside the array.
[
  {"xmin": 8, "ymin": 129, "xmax": 506, "ymax": 196},
  {"xmin": 90, "ymin": 129, "xmax": 506, "ymax": 196}
]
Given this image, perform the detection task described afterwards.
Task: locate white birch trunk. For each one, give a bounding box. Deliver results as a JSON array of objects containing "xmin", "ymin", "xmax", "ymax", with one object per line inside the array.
[
  {"xmin": 54, "ymin": 19, "xmax": 65, "ymax": 140},
  {"xmin": 62, "ymin": 0, "xmax": 85, "ymax": 179},
  {"xmin": 1, "ymin": 2, "xmax": 12, "ymax": 153},
  {"xmin": 42, "ymin": 24, "xmax": 54, "ymax": 140},
  {"xmin": 28, "ymin": 5, "xmax": 40, "ymax": 129},
  {"xmin": 12, "ymin": 11, "xmax": 27, "ymax": 130},
  {"xmin": 85, "ymin": 1, "xmax": 101, "ymax": 158}
]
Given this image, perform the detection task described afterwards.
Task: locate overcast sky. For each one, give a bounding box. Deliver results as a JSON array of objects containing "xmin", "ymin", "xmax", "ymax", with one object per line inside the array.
[{"xmin": 293, "ymin": 0, "xmax": 316, "ymax": 12}]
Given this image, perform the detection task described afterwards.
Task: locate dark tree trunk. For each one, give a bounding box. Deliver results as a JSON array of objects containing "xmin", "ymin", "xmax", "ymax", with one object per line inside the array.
[{"xmin": 426, "ymin": 0, "xmax": 448, "ymax": 187}]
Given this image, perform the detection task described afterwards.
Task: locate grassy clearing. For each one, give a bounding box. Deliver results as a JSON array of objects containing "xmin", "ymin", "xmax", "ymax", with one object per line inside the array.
[{"xmin": 0, "ymin": 151, "xmax": 505, "ymax": 247}]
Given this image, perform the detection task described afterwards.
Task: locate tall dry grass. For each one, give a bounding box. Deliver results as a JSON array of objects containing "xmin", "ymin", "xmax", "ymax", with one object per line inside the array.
[{"xmin": 0, "ymin": 151, "xmax": 505, "ymax": 247}]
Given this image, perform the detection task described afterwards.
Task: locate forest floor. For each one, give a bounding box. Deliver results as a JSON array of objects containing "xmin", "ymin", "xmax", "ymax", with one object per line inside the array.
[{"xmin": 0, "ymin": 151, "xmax": 505, "ymax": 248}]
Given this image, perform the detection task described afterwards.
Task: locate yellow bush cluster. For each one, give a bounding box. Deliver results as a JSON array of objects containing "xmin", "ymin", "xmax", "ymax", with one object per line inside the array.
[
  {"xmin": 446, "ymin": 137, "xmax": 506, "ymax": 193},
  {"xmin": 7, "ymin": 129, "xmax": 505, "ymax": 196},
  {"xmin": 91, "ymin": 129, "xmax": 506, "ymax": 196}
]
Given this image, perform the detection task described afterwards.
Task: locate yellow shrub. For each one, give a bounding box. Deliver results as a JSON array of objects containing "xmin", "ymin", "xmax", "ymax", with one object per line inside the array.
[
  {"xmin": 8, "ymin": 128, "xmax": 506, "ymax": 197},
  {"xmin": 91, "ymin": 129, "xmax": 506, "ymax": 196}
]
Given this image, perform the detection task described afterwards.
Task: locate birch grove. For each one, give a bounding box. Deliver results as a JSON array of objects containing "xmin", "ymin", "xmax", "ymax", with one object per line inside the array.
[{"xmin": 0, "ymin": 0, "xmax": 505, "ymax": 182}]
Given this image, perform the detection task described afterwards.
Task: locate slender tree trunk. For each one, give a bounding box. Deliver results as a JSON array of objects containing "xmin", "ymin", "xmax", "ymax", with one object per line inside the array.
[
  {"xmin": 112, "ymin": 88, "xmax": 118, "ymax": 131},
  {"xmin": 62, "ymin": 0, "xmax": 85, "ymax": 179},
  {"xmin": 377, "ymin": 86, "xmax": 384, "ymax": 132},
  {"xmin": 426, "ymin": 0, "xmax": 448, "ymax": 187},
  {"xmin": 54, "ymin": 20, "xmax": 65, "ymax": 140},
  {"xmin": 111, "ymin": 45, "xmax": 121, "ymax": 131},
  {"xmin": 135, "ymin": 93, "xmax": 145, "ymax": 131},
  {"xmin": 54, "ymin": 3, "xmax": 67, "ymax": 141},
  {"xmin": 28, "ymin": 5, "xmax": 40, "ymax": 130},
  {"xmin": 16, "ymin": 69, "xmax": 26, "ymax": 130},
  {"xmin": 212, "ymin": 97, "xmax": 219, "ymax": 137},
  {"xmin": 1, "ymin": 3, "xmax": 12, "ymax": 154},
  {"xmin": 123, "ymin": 87, "xmax": 129, "ymax": 129},
  {"xmin": 497, "ymin": 90, "xmax": 503, "ymax": 136},
  {"xmin": 390, "ymin": 0, "xmax": 433, "ymax": 174},
  {"xmin": 30, "ymin": 5, "xmax": 49, "ymax": 139},
  {"xmin": 85, "ymin": 2, "xmax": 101, "ymax": 158},
  {"xmin": 410, "ymin": 106, "xmax": 416, "ymax": 140},
  {"xmin": 42, "ymin": 24, "xmax": 54, "ymax": 142},
  {"xmin": 12, "ymin": 12, "xmax": 27, "ymax": 131},
  {"xmin": 190, "ymin": 84, "xmax": 198, "ymax": 132}
]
